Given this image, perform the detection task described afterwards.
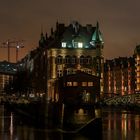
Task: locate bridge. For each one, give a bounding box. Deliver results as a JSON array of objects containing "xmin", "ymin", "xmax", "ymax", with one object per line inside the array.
[
  {"xmin": 103, "ymin": 93, "xmax": 140, "ymax": 106},
  {"xmin": 0, "ymin": 61, "xmax": 20, "ymax": 75}
]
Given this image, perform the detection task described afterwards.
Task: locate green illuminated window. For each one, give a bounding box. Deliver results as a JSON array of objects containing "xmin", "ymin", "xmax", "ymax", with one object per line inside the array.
[
  {"xmin": 62, "ymin": 42, "xmax": 66, "ymax": 48},
  {"xmin": 78, "ymin": 42, "xmax": 83, "ymax": 48}
]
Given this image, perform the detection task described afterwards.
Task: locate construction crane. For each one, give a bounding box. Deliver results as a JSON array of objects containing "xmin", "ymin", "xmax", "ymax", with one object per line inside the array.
[{"xmin": 0, "ymin": 39, "xmax": 24, "ymax": 62}]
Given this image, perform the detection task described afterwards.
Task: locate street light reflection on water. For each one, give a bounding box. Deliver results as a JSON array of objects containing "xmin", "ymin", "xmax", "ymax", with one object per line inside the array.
[
  {"xmin": 10, "ymin": 112, "xmax": 13, "ymax": 138},
  {"xmin": 1, "ymin": 105, "xmax": 140, "ymax": 140},
  {"xmin": 102, "ymin": 108, "xmax": 140, "ymax": 140},
  {"xmin": 0, "ymin": 104, "xmax": 101, "ymax": 140}
]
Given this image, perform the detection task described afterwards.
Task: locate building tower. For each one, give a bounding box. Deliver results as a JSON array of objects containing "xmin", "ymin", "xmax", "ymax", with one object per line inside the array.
[{"xmin": 90, "ymin": 22, "xmax": 104, "ymax": 95}]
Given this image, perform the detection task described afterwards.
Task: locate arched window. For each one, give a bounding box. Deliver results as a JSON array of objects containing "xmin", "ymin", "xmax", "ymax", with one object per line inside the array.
[
  {"xmin": 71, "ymin": 55, "xmax": 77, "ymax": 64},
  {"xmin": 80, "ymin": 55, "xmax": 85, "ymax": 64},
  {"xmin": 65, "ymin": 55, "xmax": 71, "ymax": 64},
  {"xmin": 85, "ymin": 56, "xmax": 92, "ymax": 64},
  {"xmin": 56, "ymin": 55, "xmax": 63, "ymax": 64}
]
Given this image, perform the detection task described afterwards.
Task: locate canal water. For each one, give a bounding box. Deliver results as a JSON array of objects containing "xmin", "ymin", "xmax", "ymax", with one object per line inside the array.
[
  {"xmin": 0, "ymin": 105, "xmax": 140, "ymax": 140},
  {"xmin": 102, "ymin": 107, "xmax": 140, "ymax": 140}
]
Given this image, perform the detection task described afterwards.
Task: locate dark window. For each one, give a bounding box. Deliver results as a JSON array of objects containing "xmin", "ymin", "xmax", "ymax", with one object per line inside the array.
[
  {"xmin": 80, "ymin": 56, "xmax": 85, "ymax": 64},
  {"xmin": 85, "ymin": 56, "xmax": 92, "ymax": 64},
  {"xmin": 65, "ymin": 55, "xmax": 71, "ymax": 64},
  {"xmin": 71, "ymin": 56, "xmax": 77, "ymax": 64},
  {"xmin": 56, "ymin": 56, "xmax": 63, "ymax": 64}
]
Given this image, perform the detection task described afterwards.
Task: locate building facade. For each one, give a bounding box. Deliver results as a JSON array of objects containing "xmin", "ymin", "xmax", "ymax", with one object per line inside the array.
[
  {"xmin": 104, "ymin": 57, "xmax": 135, "ymax": 97},
  {"xmin": 14, "ymin": 22, "xmax": 140, "ymax": 100},
  {"xmin": 19, "ymin": 47, "xmax": 47, "ymax": 95},
  {"xmin": 57, "ymin": 71, "xmax": 100, "ymax": 105},
  {"xmin": 0, "ymin": 61, "xmax": 17, "ymax": 94},
  {"xmin": 134, "ymin": 45, "xmax": 140, "ymax": 93}
]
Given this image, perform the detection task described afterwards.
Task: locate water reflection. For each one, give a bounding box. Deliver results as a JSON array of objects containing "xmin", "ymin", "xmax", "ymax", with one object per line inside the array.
[
  {"xmin": 63, "ymin": 106, "xmax": 96, "ymax": 129},
  {"xmin": 2, "ymin": 104, "xmax": 140, "ymax": 140},
  {"xmin": 0, "ymin": 105, "xmax": 101, "ymax": 140},
  {"xmin": 10, "ymin": 112, "xmax": 13, "ymax": 140},
  {"xmin": 102, "ymin": 108, "xmax": 140, "ymax": 140}
]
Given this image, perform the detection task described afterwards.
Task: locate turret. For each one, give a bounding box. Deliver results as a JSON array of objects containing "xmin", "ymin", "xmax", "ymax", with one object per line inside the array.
[
  {"xmin": 92, "ymin": 22, "xmax": 104, "ymax": 95},
  {"xmin": 92, "ymin": 22, "xmax": 103, "ymax": 44},
  {"xmin": 39, "ymin": 32, "xmax": 46, "ymax": 48},
  {"xmin": 90, "ymin": 22, "xmax": 104, "ymax": 48}
]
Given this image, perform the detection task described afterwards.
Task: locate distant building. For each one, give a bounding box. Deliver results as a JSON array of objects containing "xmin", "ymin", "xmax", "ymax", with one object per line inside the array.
[
  {"xmin": 104, "ymin": 57, "xmax": 135, "ymax": 97},
  {"xmin": 0, "ymin": 61, "xmax": 17, "ymax": 94},
  {"xmin": 0, "ymin": 74, "xmax": 13, "ymax": 94},
  {"xmin": 134, "ymin": 45, "xmax": 140, "ymax": 93},
  {"xmin": 19, "ymin": 48, "xmax": 47, "ymax": 94},
  {"xmin": 12, "ymin": 21, "xmax": 140, "ymax": 101}
]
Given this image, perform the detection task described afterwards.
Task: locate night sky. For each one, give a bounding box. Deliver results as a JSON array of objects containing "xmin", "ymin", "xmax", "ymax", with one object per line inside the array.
[{"xmin": 0, "ymin": 0, "xmax": 140, "ymax": 62}]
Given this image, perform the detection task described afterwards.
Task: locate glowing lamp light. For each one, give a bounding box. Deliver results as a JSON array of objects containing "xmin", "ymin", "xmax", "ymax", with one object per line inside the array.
[
  {"xmin": 78, "ymin": 42, "xmax": 83, "ymax": 48},
  {"xmin": 17, "ymin": 45, "xmax": 20, "ymax": 49}
]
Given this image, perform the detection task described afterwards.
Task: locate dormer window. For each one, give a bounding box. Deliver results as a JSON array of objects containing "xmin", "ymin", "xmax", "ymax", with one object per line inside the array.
[
  {"xmin": 62, "ymin": 42, "xmax": 66, "ymax": 48},
  {"xmin": 78, "ymin": 42, "xmax": 83, "ymax": 48}
]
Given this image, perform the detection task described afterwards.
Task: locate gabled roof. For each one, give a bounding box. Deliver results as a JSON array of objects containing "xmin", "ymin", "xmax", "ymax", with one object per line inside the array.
[{"xmin": 39, "ymin": 21, "xmax": 104, "ymax": 49}]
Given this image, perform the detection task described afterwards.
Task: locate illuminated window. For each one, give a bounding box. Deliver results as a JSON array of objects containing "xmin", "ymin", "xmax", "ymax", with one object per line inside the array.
[
  {"xmin": 137, "ymin": 56, "xmax": 140, "ymax": 61},
  {"xmin": 88, "ymin": 82, "xmax": 93, "ymax": 86},
  {"xmin": 88, "ymin": 70, "xmax": 92, "ymax": 74},
  {"xmin": 137, "ymin": 73, "xmax": 140, "ymax": 77},
  {"xmin": 137, "ymin": 66, "xmax": 140, "ymax": 71},
  {"xmin": 57, "ymin": 70, "xmax": 63, "ymax": 77},
  {"xmin": 137, "ymin": 79, "xmax": 140, "ymax": 83},
  {"xmin": 78, "ymin": 42, "xmax": 83, "ymax": 48},
  {"xmin": 73, "ymin": 82, "xmax": 78, "ymax": 86},
  {"xmin": 67, "ymin": 82, "xmax": 72, "ymax": 86},
  {"xmin": 62, "ymin": 42, "xmax": 66, "ymax": 48},
  {"xmin": 82, "ymin": 90, "xmax": 90, "ymax": 102},
  {"xmin": 83, "ymin": 69, "xmax": 92, "ymax": 74},
  {"xmin": 67, "ymin": 69, "xmax": 71, "ymax": 75},
  {"xmin": 101, "ymin": 73, "xmax": 103, "ymax": 78},
  {"xmin": 71, "ymin": 69, "xmax": 76, "ymax": 74},
  {"xmin": 82, "ymin": 82, "xmax": 87, "ymax": 86}
]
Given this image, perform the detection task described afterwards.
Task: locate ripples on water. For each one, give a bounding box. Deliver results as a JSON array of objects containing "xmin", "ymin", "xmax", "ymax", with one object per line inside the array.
[
  {"xmin": 102, "ymin": 107, "xmax": 140, "ymax": 140},
  {"xmin": 1, "ymin": 105, "xmax": 140, "ymax": 140},
  {"xmin": 0, "ymin": 105, "xmax": 100, "ymax": 140}
]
